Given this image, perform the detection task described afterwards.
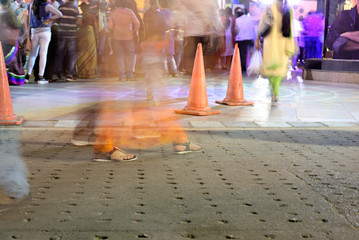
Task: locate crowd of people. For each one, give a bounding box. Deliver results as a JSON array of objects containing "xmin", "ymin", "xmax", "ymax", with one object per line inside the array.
[
  {"xmin": 0, "ymin": 0, "xmax": 300, "ymax": 85},
  {"xmin": 1, "ymin": 0, "xmax": 357, "ymax": 88}
]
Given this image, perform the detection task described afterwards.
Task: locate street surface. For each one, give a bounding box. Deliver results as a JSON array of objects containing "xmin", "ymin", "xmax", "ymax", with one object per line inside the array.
[{"xmin": 1, "ymin": 70, "xmax": 359, "ymax": 239}]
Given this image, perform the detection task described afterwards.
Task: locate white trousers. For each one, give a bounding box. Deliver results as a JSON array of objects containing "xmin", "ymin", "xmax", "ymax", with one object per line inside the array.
[{"xmin": 27, "ymin": 30, "xmax": 51, "ymax": 77}]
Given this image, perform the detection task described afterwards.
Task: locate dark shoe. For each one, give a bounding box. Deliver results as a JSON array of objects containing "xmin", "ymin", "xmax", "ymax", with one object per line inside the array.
[
  {"xmin": 51, "ymin": 74, "xmax": 59, "ymax": 82},
  {"xmin": 66, "ymin": 75, "xmax": 76, "ymax": 82},
  {"xmin": 37, "ymin": 76, "xmax": 48, "ymax": 84},
  {"xmin": 24, "ymin": 74, "xmax": 30, "ymax": 84}
]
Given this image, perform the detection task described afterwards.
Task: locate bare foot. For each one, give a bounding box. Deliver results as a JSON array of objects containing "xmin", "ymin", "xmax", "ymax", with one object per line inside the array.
[
  {"xmin": 111, "ymin": 148, "xmax": 137, "ymax": 162},
  {"xmin": 94, "ymin": 147, "xmax": 137, "ymax": 162}
]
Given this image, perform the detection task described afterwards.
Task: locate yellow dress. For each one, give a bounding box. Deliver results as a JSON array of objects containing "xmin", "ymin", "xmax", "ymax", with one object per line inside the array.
[{"xmin": 259, "ymin": 3, "xmax": 295, "ymax": 78}]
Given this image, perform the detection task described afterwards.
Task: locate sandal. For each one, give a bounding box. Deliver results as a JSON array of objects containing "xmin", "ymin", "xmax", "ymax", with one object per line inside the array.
[
  {"xmin": 173, "ymin": 141, "xmax": 204, "ymax": 155},
  {"xmin": 94, "ymin": 147, "xmax": 137, "ymax": 162}
]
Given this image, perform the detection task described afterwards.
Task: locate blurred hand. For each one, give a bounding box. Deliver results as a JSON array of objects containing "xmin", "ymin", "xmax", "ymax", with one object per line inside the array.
[
  {"xmin": 43, "ymin": 19, "xmax": 51, "ymax": 25},
  {"xmin": 255, "ymin": 38, "xmax": 261, "ymax": 50},
  {"xmin": 340, "ymin": 31, "xmax": 359, "ymax": 40}
]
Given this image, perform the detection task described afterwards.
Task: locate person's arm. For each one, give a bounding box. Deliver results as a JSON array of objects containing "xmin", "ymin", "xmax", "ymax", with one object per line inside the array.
[
  {"xmin": 340, "ymin": 31, "xmax": 359, "ymax": 51},
  {"xmin": 45, "ymin": 4, "xmax": 62, "ymax": 20},
  {"xmin": 130, "ymin": 9, "xmax": 140, "ymax": 33},
  {"xmin": 230, "ymin": 16, "xmax": 236, "ymax": 45},
  {"xmin": 325, "ymin": 12, "xmax": 345, "ymax": 50},
  {"xmin": 340, "ymin": 31, "xmax": 359, "ymax": 41},
  {"xmin": 108, "ymin": 11, "xmax": 114, "ymax": 30}
]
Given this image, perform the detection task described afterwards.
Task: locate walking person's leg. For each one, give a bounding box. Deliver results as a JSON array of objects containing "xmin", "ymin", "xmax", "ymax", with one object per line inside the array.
[
  {"xmin": 124, "ymin": 40, "xmax": 135, "ymax": 80},
  {"xmin": 93, "ymin": 101, "xmax": 137, "ymax": 162},
  {"xmin": 26, "ymin": 32, "xmax": 40, "ymax": 79},
  {"xmin": 167, "ymin": 55, "xmax": 178, "ymax": 76},
  {"xmin": 304, "ymin": 37, "xmax": 310, "ymax": 59},
  {"xmin": 268, "ymin": 76, "xmax": 282, "ymax": 102},
  {"xmin": 305, "ymin": 37, "xmax": 315, "ymax": 59},
  {"xmin": 66, "ymin": 38, "xmax": 77, "ymax": 81},
  {"xmin": 241, "ymin": 40, "xmax": 251, "ymax": 72},
  {"xmin": 237, "ymin": 41, "xmax": 247, "ymax": 71},
  {"xmin": 182, "ymin": 36, "xmax": 198, "ymax": 74},
  {"xmin": 113, "ymin": 40, "xmax": 125, "ymax": 80},
  {"xmin": 53, "ymin": 37, "xmax": 66, "ymax": 80},
  {"xmin": 315, "ymin": 37, "xmax": 323, "ymax": 59},
  {"xmin": 173, "ymin": 129, "xmax": 203, "ymax": 154},
  {"xmin": 37, "ymin": 31, "xmax": 52, "ymax": 82},
  {"xmin": 299, "ymin": 46, "xmax": 304, "ymax": 64},
  {"xmin": 174, "ymin": 38, "xmax": 183, "ymax": 70}
]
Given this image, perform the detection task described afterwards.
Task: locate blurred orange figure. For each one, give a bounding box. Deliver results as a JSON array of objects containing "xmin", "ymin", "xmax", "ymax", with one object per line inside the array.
[{"xmin": 92, "ymin": 34, "xmax": 203, "ymax": 162}]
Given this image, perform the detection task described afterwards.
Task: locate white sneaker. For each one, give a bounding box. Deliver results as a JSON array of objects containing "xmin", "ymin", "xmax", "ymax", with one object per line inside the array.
[{"xmin": 37, "ymin": 77, "xmax": 48, "ymax": 84}]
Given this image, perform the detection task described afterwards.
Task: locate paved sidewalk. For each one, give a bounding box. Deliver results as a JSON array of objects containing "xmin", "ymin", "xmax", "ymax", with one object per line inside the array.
[
  {"xmin": 8, "ymin": 70, "xmax": 359, "ymax": 128},
  {"xmin": 1, "ymin": 71, "xmax": 359, "ymax": 239},
  {"xmin": 0, "ymin": 128, "xmax": 359, "ymax": 239}
]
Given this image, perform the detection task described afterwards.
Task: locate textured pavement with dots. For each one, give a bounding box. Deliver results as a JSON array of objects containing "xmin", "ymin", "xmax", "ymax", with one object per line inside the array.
[
  {"xmin": 1, "ymin": 128, "xmax": 359, "ymax": 240},
  {"xmin": 1, "ymin": 71, "xmax": 359, "ymax": 239}
]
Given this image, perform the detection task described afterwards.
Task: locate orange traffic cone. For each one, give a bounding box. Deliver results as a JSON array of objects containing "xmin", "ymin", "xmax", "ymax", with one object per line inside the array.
[
  {"xmin": 175, "ymin": 43, "xmax": 220, "ymax": 116},
  {"xmin": 0, "ymin": 42, "xmax": 24, "ymax": 125},
  {"xmin": 216, "ymin": 44, "xmax": 254, "ymax": 106}
]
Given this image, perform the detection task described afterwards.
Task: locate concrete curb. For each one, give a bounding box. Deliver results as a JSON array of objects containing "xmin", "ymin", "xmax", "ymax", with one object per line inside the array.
[{"xmin": 1, "ymin": 120, "xmax": 358, "ymax": 129}]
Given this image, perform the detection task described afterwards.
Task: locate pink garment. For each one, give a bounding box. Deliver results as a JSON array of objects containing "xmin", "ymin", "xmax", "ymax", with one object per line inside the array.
[
  {"xmin": 303, "ymin": 13, "xmax": 324, "ymax": 37},
  {"xmin": 108, "ymin": 7, "xmax": 140, "ymax": 41}
]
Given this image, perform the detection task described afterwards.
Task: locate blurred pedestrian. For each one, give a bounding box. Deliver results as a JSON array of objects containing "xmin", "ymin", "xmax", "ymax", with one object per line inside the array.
[
  {"xmin": 158, "ymin": 0, "xmax": 179, "ymax": 77},
  {"xmin": 220, "ymin": 7, "xmax": 236, "ymax": 70},
  {"xmin": 52, "ymin": 0, "xmax": 79, "ymax": 81},
  {"xmin": 256, "ymin": 0, "xmax": 295, "ymax": 102},
  {"xmin": 143, "ymin": 0, "xmax": 161, "ymax": 40},
  {"xmin": 292, "ymin": 17, "xmax": 304, "ymax": 69},
  {"xmin": 0, "ymin": 130, "xmax": 30, "ymax": 202},
  {"xmin": 25, "ymin": 0, "xmax": 62, "ymax": 84},
  {"xmin": 140, "ymin": 33, "xmax": 166, "ymax": 101},
  {"xmin": 77, "ymin": 2, "xmax": 97, "ymax": 79},
  {"xmin": 97, "ymin": 0, "xmax": 109, "ymax": 66},
  {"xmin": 0, "ymin": 0, "xmax": 27, "ymax": 85},
  {"xmin": 171, "ymin": 0, "xmax": 222, "ymax": 74},
  {"xmin": 234, "ymin": 7, "xmax": 243, "ymax": 19},
  {"xmin": 109, "ymin": 0, "xmax": 139, "ymax": 81},
  {"xmin": 71, "ymin": 31, "xmax": 203, "ymax": 162},
  {"xmin": 127, "ymin": 0, "xmax": 145, "ymax": 77},
  {"xmin": 235, "ymin": 8, "xmax": 256, "ymax": 72},
  {"xmin": 302, "ymin": 11, "xmax": 324, "ymax": 59}
]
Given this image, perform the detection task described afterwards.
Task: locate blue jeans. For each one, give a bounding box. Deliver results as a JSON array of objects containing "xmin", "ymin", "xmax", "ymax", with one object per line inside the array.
[
  {"xmin": 304, "ymin": 36, "xmax": 322, "ymax": 59},
  {"xmin": 113, "ymin": 39, "xmax": 135, "ymax": 79},
  {"xmin": 54, "ymin": 38, "xmax": 77, "ymax": 76}
]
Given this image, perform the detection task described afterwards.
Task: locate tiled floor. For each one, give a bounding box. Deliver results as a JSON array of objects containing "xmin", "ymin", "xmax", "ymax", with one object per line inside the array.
[
  {"xmin": 1, "ymin": 128, "xmax": 359, "ymax": 239},
  {"xmin": 2, "ymin": 70, "xmax": 359, "ymax": 239},
  {"xmin": 9, "ymin": 69, "xmax": 359, "ymax": 127}
]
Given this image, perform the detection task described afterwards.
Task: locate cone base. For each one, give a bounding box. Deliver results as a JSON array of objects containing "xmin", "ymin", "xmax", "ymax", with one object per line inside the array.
[
  {"xmin": 0, "ymin": 115, "xmax": 24, "ymax": 126},
  {"xmin": 174, "ymin": 109, "xmax": 221, "ymax": 116},
  {"xmin": 216, "ymin": 99, "xmax": 254, "ymax": 106}
]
